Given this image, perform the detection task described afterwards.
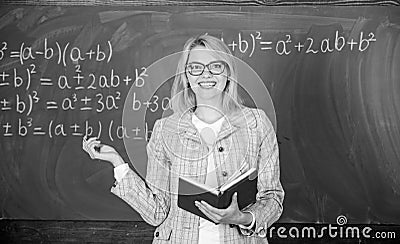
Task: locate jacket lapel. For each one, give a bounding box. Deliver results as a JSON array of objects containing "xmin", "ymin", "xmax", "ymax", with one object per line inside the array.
[
  {"xmin": 216, "ymin": 107, "xmax": 257, "ymax": 141},
  {"xmin": 177, "ymin": 112, "xmax": 201, "ymax": 143}
]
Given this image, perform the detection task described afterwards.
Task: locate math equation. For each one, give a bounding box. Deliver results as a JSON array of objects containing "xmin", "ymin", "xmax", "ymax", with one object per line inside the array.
[
  {"xmin": 0, "ymin": 38, "xmax": 172, "ymax": 141},
  {"xmin": 0, "ymin": 28, "xmax": 377, "ymax": 141},
  {"xmin": 223, "ymin": 31, "xmax": 376, "ymax": 57}
]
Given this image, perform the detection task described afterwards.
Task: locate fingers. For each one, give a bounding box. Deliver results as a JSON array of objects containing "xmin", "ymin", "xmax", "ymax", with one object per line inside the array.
[
  {"xmin": 82, "ymin": 136, "xmax": 101, "ymax": 159},
  {"xmin": 82, "ymin": 135, "xmax": 96, "ymax": 147},
  {"xmin": 199, "ymin": 201, "xmax": 223, "ymax": 215},
  {"xmin": 195, "ymin": 193, "xmax": 241, "ymax": 224},
  {"xmin": 196, "ymin": 201, "xmax": 226, "ymax": 222},
  {"xmin": 195, "ymin": 201, "xmax": 219, "ymax": 223},
  {"xmin": 85, "ymin": 137, "xmax": 100, "ymax": 145},
  {"xmin": 97, "ymin": 144, "xmax": 114, "ymax": 153},
  {"xmin": 230, "ymin": 192, "xmax": 239, "ymax": 208}
]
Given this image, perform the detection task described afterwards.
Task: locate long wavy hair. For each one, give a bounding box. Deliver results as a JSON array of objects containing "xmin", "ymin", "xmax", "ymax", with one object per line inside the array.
[{"xmin": 170, "ymin": 34, "xmax": 242, "ymax": 114}]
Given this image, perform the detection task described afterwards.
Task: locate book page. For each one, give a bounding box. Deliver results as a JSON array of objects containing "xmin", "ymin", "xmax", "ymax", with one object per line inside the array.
[
  {"xmin": 220, "ymin": 168, "xmax": 257, "ymax": 192},
  {"xmin": 179, "ymin": 176, "xmax": 219, "ymax": 195}
]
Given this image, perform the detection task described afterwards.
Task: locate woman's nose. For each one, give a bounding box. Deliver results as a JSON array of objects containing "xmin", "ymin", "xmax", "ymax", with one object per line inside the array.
[{"xmin": 202, "ymin": 67, "xmax": 213, "ymax": 78}]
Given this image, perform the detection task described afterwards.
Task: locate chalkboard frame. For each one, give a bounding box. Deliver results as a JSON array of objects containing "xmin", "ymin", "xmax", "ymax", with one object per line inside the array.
[{"xmin": 1, "ymin": 0, "xmax": 400, "ymax": 6}]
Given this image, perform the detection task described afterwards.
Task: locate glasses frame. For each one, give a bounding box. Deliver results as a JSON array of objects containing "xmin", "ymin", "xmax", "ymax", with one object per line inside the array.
[{"xmin": 185, "ymin": 60, "xmax": 227, "ymax": 76}]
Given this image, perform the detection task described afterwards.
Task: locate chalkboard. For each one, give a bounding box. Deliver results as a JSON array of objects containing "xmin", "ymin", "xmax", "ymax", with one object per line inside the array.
[{"xmin": 0, "ymin": 5, "xmax": 399, "ymax": 225}]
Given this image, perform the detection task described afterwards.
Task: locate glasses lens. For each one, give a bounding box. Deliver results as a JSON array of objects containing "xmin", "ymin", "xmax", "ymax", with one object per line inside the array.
[
  {"xmin": 209, "ymin": 61, "xmax": 225, "ymax": 75},
  {"xmin": 187, "ymin": 63, "xmax": 204, "ymax": 76},
  {"xmin": 186, "ymin": 61, "xmax": 226, "ymax": 76}
]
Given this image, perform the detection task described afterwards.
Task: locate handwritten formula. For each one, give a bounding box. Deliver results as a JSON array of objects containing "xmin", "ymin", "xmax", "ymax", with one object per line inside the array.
[
  {"xmin": 0, "ymin": 29, "xmax": 377, "ymax": 141},
  {"xmin": 223, "ymin": 31, "xmax": 376, "ymax": 57}
]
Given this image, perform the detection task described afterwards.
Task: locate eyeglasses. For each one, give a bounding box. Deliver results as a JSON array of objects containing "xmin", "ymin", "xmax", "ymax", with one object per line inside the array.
[{"xmin": 186, "ymin": 61, "xmax": 227, "ymax": 76}]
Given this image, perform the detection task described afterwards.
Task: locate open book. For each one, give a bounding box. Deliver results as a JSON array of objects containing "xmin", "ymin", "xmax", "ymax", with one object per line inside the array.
[{"xmin": 178, "ymin": 168, "xmax": 257, "ymax": 223}]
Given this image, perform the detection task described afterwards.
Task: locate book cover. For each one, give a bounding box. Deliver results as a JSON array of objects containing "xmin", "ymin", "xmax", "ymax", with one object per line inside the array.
[{"xmin": 178, "ymin": 168, "xmax": 258, "ymax": 223}]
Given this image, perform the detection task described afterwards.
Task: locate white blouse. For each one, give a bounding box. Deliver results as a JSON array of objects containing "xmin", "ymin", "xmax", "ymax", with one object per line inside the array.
[{"xmin": 192, "ymin": 113, "xmax": 225, "ymax": 244}]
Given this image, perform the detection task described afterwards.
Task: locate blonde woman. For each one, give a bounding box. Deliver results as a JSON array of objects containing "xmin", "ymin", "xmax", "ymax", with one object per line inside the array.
[{"xmin": 82, "ymin": 34, "xmax": 284, "ymax": 243}]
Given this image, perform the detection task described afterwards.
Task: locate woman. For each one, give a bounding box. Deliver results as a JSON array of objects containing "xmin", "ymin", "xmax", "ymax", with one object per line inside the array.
[{"xmin": 82, "ymin": 34, "xmax": 284, "ymax": 244}]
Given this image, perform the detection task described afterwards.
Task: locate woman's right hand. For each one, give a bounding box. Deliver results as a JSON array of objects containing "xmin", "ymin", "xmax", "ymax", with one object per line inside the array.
[{"xmin": 82, "ymin": 135, "xmax": 125, "ymax": 167}]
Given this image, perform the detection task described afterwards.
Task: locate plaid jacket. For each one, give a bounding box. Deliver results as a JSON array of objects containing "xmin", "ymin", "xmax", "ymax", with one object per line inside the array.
[{"xmin": 111, "ymin": 107, "xmax": 284, "ymax": 243}]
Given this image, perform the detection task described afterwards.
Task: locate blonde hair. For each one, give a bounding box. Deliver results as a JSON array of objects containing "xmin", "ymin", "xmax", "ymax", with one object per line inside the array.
[{"xmin": 170, "ymin": 34, "xmax": 242, "ymax": 114}]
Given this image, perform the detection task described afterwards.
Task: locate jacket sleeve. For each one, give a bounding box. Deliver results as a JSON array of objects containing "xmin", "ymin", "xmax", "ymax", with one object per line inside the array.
[
  {"xmin": 239, "ymin": 109, "xmax": 285, "ymax": 237},
  {"xmin": 111, "ymin": 119, "xmax": 172, "ymax": 226}
]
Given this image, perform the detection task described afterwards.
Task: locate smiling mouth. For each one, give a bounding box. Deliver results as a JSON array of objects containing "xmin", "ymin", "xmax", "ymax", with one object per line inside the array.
[{"xmin": 198, "ymin": 81, "xmax": 217, "ymax": 89}]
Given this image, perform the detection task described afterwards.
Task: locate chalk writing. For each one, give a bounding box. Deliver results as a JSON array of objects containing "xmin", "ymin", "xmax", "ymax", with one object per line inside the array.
[
  {"xmin": 1, "ymin": 29, "xmax": 376, "ymax": 143},
  {"xmin": 3, "ymin": 39, "xmax": 113, "ymax": 66},
  {"xmin": 225, "ymin": 30, "xmax": 376, "ymax": 57},
  {"xmin": 0, "ymin": 40, "xmax": 168, "ymax": 143},
  {"xmin": 0, "ymin": 118, "xmax": 151, "ymax": 142}
]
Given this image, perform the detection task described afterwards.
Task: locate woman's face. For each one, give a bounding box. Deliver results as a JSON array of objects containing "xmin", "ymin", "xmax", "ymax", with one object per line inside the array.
[{"xmin": 186, "ymin": 46, "xmax": 229, "ymax": 105}]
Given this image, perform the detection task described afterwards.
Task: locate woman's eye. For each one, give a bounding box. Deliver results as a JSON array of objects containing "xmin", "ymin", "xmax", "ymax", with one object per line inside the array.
[
  {"xmin": 211, "ymin": 63, "xmax": 223, "ymax": 70},
  {"xmin": 192, "ymin": 64, "xmax": 203, "ymax": 70},
  {"xmin": 188, "ymin": 64, "xmax": 200, "ymax": 70}
]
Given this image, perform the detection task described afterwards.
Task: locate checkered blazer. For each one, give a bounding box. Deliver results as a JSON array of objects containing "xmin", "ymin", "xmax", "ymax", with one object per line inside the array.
[{"xmin": 111, "ymin": 107, "xmax": 284, "ymax": 243}]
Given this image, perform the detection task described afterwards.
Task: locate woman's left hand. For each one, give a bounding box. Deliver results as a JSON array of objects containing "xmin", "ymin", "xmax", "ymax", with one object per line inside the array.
[{"xmin": 195, "ymin": 192, "xmax": 251, "ymax": 225}]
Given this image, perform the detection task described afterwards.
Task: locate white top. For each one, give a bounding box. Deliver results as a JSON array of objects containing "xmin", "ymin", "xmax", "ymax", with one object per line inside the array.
[{"xmin": 192, "ymin": 113, "xmax": 225, "ymax": 244}]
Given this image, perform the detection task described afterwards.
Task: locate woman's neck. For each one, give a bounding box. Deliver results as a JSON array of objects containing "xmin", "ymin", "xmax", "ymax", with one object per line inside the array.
[{"xmin": 194, "ymin": 103, "xmax": 224, "ymax": 124}]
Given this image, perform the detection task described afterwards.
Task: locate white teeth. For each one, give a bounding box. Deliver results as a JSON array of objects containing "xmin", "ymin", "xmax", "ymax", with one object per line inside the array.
[{"xmin": 198, "ymin": 81, "xmax": 216, "ymax": 88}]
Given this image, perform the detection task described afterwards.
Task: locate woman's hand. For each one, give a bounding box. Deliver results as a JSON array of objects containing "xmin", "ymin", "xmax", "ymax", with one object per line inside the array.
[
  {"xmin": 195, "ymin": 192, "xmax": 253, "ymax": 226},
  {"xmin": 82, "ymin": 135, "xmax": 125, "ymax": 167}
]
